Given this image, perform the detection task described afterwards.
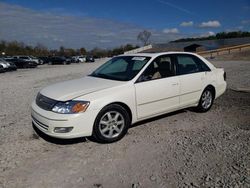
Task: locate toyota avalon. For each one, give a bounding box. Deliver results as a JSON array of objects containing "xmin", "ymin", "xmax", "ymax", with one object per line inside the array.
[{"xmin": 31, "ymin": 52, "xmax": 226, "ymax": 143}]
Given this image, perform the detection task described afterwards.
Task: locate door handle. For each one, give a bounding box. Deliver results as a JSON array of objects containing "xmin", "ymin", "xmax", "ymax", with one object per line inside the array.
[{"xmin": 172, "ymin": 83, "xmax": 179, "ymax": 86}]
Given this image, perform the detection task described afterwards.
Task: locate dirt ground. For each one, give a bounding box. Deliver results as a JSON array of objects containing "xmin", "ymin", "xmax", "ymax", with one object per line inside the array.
[{"xmin": 0, "ymin": 59, "xmax": 249, "ymax": 188}]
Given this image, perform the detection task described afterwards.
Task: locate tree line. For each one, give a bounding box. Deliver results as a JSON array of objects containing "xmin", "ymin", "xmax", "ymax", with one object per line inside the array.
[
  {"xmin": 3, "ymin": 30, "xmax": 247, "ymax": 57},
  {"xmin": 0, "ymin": 41, "xmax": 139, "ymax": 58},
  {"xmin": 0, "ymin": 30, "xmax": 151, "ymax": 57},
  {"xmin": 172, "ymin": 31, "xmax": 250, "ymax": 43}
]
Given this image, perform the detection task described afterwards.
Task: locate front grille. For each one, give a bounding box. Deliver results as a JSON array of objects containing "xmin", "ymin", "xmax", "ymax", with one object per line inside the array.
[
  {"xmin": 32, "ymin": 115, "xmax": 49, "ymax": 130},
  {"xmin": 36, "ymin": 93, "xmax": 57, "ymax": 111}
]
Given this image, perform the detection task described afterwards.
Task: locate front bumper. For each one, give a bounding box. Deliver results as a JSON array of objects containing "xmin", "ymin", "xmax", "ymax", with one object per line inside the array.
[{"xmin": 31, "ymin": 101, "xmax": 98, "ymax": 139}]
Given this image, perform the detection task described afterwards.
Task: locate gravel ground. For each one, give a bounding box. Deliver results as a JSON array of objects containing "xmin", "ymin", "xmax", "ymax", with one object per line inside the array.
[{"xmin": 0, "ymin": 59, "xmax": 249, "ymax": 188}]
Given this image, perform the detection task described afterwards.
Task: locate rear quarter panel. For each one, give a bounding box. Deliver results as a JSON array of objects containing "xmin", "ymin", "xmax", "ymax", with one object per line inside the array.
[{"xmin": 214, "ymin": 68, "xmax": 227, "ymax": 98}]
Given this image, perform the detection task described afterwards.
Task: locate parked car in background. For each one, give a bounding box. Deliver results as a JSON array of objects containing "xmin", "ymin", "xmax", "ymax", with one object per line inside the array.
[
  {"xmin": 48, "ymin": 56, "xmax": 71, "ymax": 65},
  {"xmin": 72, "ymin": 56, "xmax": 86, "ymax": 63},
  {"xmin": 31, "ymin": 52, "xmax": 226, "ymax": 143},
  {"xmin": 0, "ymin": 64, "xmax": 5, "ymax": 73},
  {"xmin": 0, "ymin": 61, "xmax": 8, "ymax": 71},
  {"xmin": 85, "ymin": 55, "xmax": 95, "ymax": 62},
  {"xmin": 70, "ymin": 56, "xmax": 79, "ymax": 63},
  {"xmin": 8, "ymin": 61, "xmax": 18, "ymax": 71},
  {"xmin": 0, "ymin": 58, "xmax": 17, "ymax": 71},
  {"xmin": 13, "ymin": 56, "xmax": 40, "ymax": 65},
  {"xmin": 5, "ymin": 58, "xmax": 37, "ymax": 68},
  {"xmin": 65, "ymin": 57, "xmax": 75, "ymax": 64},
  {"xmin": 79, "ymin": 56, "xmax": 86, "ymax": 62},
  {"xmin": 30, "ymin": 56, "xmax": 43, "ymax": 64},
  {"xmin": 38, "ymin": 57, "xmax": 50, "ymax": 64}
]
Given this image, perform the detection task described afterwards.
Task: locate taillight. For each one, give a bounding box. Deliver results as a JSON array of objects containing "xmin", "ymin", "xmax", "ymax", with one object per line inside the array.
[{"xmin": 223, "ymin": 72, "xmax": 226, "ymax": 81}]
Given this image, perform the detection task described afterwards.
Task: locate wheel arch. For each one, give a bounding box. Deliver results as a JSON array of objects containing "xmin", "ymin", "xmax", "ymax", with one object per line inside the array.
[
  {"xmin": 204, "ymin": 84, "xmax": 216, "ymax": 99},
  {"xmin": 102, "ymin": 102, "xmax": 133, "ymax": 124},
  {"xmin": 91, "ymin": 101, "xmax": 133, "ymax": 143}
]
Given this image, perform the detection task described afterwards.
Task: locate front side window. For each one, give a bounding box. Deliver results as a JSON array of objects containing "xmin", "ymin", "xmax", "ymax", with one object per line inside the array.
[
  {"xmin": 90, "ymin": 56, "xmax": 151, "ymax": 81},
  {"xmin": 137, "ymin": 55, "xmax": 175, "ymax": 82},
  {"xmin": 176, "ymin": 55, "xmax": 202, "ymax": 75}
]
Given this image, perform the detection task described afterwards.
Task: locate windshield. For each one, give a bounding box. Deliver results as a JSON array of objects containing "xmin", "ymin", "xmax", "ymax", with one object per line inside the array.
[{"xmin": 90, "ymin": 56, "xmax": 151, "ymax": 81}]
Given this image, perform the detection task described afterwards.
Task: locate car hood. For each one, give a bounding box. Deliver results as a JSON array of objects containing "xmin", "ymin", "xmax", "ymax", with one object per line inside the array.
[{"xmin": 40, "ymin": 76, "xmax": 125, "ymax": 101}]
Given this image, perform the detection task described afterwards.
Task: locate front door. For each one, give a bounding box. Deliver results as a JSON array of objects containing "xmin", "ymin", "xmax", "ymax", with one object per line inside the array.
[{"xmin": 134, "ymin": 55, "xmax": 180, "ymax": 119}]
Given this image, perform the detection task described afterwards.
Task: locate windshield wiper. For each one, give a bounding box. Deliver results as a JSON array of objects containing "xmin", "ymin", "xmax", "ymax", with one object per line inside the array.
[{"xmin": 90, "ymin": 73, "xmax": 115, "ymax": 80}]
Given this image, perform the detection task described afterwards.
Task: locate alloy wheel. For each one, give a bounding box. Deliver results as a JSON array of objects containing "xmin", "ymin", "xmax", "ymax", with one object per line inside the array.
[
  {"xmin": 201, "ymin": 90, "xmax": 213, "ymax": 109},
  {"xmin": 98, "ymin": 111, "xmax": 125, "ymax": 139}
]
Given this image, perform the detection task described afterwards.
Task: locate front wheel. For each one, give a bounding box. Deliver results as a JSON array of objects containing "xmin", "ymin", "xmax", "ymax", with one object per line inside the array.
[
  {"xmin": 196, "ymin": 88, "xmax": 214, "ymax": 112},
  {"xmin": 92, "ymin": 104, "xmax": 130, "ymax": 143}
]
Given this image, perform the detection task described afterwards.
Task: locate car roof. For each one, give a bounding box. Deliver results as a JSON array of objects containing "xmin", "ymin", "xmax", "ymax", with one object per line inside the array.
[{"xmin": 119, "ymin": 51, "xmax": 199, "ymax": 58}]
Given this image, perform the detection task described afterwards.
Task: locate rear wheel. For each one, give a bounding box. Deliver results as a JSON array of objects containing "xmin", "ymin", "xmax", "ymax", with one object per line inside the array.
[
  {"xmin": 196, "ymin": 88, "xmax": 214, "ymax": 112},
  {"xmin": 92, "ymin": 104, "xmax": 130, "ymax": 143}
]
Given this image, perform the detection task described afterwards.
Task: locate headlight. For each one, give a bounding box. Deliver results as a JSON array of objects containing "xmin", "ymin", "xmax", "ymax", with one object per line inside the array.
[{"xmin": 52, "ymin": 101, "xmax": 90, "ymax": 114}]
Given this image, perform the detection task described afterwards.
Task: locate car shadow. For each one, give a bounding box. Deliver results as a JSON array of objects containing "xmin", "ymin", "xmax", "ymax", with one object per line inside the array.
[{"xmin": 32, "ymin": 123, "xmax": 87, "ymax": 145}]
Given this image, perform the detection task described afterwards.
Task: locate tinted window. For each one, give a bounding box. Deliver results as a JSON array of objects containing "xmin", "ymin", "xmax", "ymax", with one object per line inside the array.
[
  {"xmin": 194, "ymin": 56, "xmax": 211, "ymax": 72},
  {"xmin": 137, "ymin": 55, "xmax": 175, "ymax": 82},
  {"xmin": 176, "ymin": 55, "xmax": 201, "ymax": 75}
]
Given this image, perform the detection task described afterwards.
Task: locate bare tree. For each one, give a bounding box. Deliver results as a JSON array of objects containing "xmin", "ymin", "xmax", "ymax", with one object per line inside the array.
[
  {"xmin": 79, "ymin": 47, "xmax": 86, "ymax": 55},
  {"xmin": 59, "ymin": 46, "xmax": 65, "ymax": 56},
  {"xmin": 137, "ymin": 30, "xmax": 152, "ymax": 46}
]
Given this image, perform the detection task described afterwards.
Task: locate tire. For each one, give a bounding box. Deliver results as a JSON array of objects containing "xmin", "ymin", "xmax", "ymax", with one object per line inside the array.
[
  {"xmin": 196, "ymin": 87, "xmax": 214, "ymax": 112},
  {"xmin": 92, "ymin": 104, "xmax": 130, "ymax": 143}
]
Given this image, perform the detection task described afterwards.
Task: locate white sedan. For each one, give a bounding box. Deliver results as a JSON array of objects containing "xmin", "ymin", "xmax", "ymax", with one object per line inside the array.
[{"xmin": 31, "ymin": 52, "xmax": 226, "ymax": 143}]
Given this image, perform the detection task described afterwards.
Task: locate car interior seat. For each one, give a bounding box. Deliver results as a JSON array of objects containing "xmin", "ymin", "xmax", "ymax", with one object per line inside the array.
[{"xmin": 157, "ymin": 61, "xmax": 173, "ymax": 77}]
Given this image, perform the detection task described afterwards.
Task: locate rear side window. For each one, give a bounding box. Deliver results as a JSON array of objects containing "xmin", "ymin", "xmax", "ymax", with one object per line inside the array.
[
  {"xmin": 194, "ymin": 56, "xmax": 211, "ymax": 72},
  {"xmin": 176, "ymin": 55, "xmax": 210, "ymax": 75},
  {"xmin": 177, "ymin": 55, "xmax": 201, "ymax": 75}
]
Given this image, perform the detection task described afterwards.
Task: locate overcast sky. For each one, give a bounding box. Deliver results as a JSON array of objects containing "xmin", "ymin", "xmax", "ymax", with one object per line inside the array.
[{"xmin": 0, "ymin": 0, "xmax": 250, "ymax": 49}]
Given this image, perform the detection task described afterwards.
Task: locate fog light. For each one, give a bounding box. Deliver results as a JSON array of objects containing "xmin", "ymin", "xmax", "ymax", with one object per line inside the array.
[{"xmin": 54, "ymin": 127, "xmax": 73, "ymax": 133}]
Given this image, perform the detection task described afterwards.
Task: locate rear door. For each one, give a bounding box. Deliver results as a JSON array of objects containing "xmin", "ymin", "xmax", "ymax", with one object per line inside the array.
[
  {"xmin": 175, "ymin": 54, "xmax": 209, "ymax": 107},
  {"xmin": 134, "ymin": 55, "xmax": 180, "ymax": 119}
]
